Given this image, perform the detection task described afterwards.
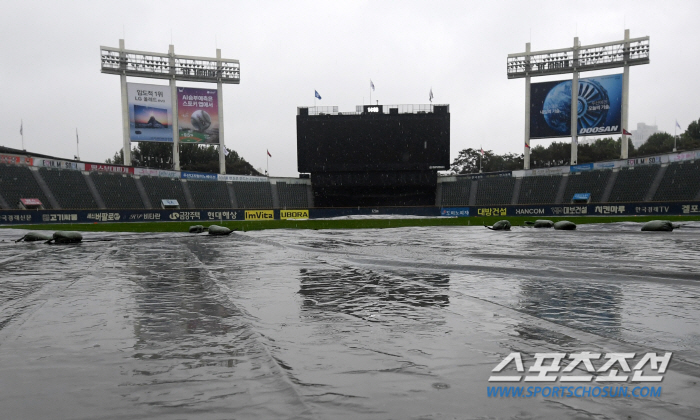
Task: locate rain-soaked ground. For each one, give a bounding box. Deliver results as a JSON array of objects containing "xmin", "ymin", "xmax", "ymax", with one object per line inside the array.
[{"xmin": 0, "ymin": 222, "xmax": 699, "ymax": 419}]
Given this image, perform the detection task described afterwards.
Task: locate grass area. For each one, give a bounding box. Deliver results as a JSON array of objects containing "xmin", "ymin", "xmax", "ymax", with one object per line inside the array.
[{"xmin": 4, "ymin": 215, "xmax": 700, "ymax": 233}]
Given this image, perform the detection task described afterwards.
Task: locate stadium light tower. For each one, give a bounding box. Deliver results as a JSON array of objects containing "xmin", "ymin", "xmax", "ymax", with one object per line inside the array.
[
  {"xmin": 100, "ymin": 40, "xmax": 240, "ymax": 173},
  {"xmin": 507, "ymin": 30, "xmax": 649, "ymax": 169}
]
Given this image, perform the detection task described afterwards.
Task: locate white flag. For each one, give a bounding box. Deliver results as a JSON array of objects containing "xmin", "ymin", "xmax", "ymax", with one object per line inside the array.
[{"xmin": 429, "ymin": 88, "xmax": 434, "ymax": 103}]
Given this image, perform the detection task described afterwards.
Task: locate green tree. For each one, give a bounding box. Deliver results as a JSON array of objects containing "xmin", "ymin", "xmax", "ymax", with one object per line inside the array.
[
  {"xmin": 678, "ymin": 117, "xmax": 700, "ymax": 150},
  {"xmin": 106, "ymin": 143, "xmax": 261, "ymax": 175},
  {"xmin": 635, "ymin": 132, "xmax": 675, "ymax": 156}
]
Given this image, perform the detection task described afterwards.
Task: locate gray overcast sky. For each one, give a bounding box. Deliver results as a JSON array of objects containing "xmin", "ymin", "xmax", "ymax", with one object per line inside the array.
[{"xmin": 2, "ymin": 0, "xmax": 699, "ymax": 176}]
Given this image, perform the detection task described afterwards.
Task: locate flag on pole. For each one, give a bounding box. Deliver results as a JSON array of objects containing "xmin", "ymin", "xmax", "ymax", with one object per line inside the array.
[
  {"xmin": 623, "ymin": 128, "xmax": 632, "ymax": 136},
  {"xmin": 525, "ymin": 142, "xmax": 530, "ymax": 149},
  {"xmin": 315, "ymin": 90, "xmax": 322, "ymax": 100},
  {"xmin": 224, "ymin": 148, "xmax": 229, "ymax": 156},
  {"xmin": 267, "ymin": 150, "xmax": 272, "ymax": 157},
  {"xmin": 20, "ymin": 120, "xmax": 23, "ymax": 136},
  {"xmin": 76, "ymin": 128, "xmax": 79, "ymax": 144},
  {"xmin": 429, "ymin": 88, "xmax": 434, "ymax": 103},
  {"xmin": 480, "ymin": 147, "xmax": 484, "ymax": 156},
  {"xmin": 370, "ymin": 80, "xmax": 375, "ymax": 91},
  {"xmin": 676, "ymin": 120, "xmax": 681, "ymax": 129}
]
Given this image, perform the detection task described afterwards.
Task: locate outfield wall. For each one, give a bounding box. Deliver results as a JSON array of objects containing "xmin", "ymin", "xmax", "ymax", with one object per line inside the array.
[{"xmin": 1, "ymin": 202, "xmax": 699, "ymax": 225}]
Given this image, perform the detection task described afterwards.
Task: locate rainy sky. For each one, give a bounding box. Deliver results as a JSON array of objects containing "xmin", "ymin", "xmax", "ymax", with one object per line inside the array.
[{"xmin": 2, "ymin": 0, "xmax": 699, "ymax": 176}]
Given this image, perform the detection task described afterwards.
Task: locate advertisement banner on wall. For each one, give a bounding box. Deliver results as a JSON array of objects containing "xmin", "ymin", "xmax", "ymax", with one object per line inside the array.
[
  {"xmin": 127, "ymin": 83, "xmax": 173, "ymax": 142},
  {"xmin": 530, "ymin": 74, "xmax": 622, "ymax": 139},
  {"xmin": 178, "ymin": 87, "xmax": 219, "ymax": 144}
]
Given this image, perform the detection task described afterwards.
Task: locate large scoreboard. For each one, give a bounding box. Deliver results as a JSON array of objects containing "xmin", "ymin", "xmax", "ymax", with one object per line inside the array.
[{"xmin": 297, "ymin": 105, "xmax": 450, "ymax": 173}]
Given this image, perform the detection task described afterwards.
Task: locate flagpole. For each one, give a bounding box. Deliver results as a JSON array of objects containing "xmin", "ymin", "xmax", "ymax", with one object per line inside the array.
[
  {"xmin": 266, "ymin": 152, "xmax": 269, "ymax": 176},
  {"xmin": 674, "ymin": 120, "xmax": 677, "ymax": 152},
  {"xmin": 21, "ymin": 119, "xmax": 24, "ymax": 150},
  {"xmin": 76, "ymin": 128, "xmax": 80, "ymax": 160}
]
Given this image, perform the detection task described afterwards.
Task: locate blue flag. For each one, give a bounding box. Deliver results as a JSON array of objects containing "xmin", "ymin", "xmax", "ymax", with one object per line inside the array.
[{"xmin": 315, "ymin": 90, "xmax": 322, "ymax": 100}]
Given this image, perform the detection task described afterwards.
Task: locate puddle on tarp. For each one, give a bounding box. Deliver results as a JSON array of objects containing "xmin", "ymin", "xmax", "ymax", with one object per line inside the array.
[{"xmin": 0, "ymin": 223, "xmax": 699, "ymax": 419}]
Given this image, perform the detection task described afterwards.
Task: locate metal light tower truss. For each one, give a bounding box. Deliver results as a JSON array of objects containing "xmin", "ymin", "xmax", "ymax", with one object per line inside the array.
[
  {"xmin": 101, "ymin": 40, "xmax": 239, "ymax": 174},
  {"xmin": 100, "ymin": 46, "xmax": 240, "ymax": 84},
  {"xmin": 508, "ymin": 31, "xmax": 649, "ymax": 169},
  {"xmin": 507, "ymin": 36, "xmax": 649, "ymax": 79}
]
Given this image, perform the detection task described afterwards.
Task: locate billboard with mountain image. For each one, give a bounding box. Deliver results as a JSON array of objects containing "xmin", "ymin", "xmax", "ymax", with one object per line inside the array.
[{"xmin": 127, "ymin": 83, "xmax": 173, "ymax": 142}]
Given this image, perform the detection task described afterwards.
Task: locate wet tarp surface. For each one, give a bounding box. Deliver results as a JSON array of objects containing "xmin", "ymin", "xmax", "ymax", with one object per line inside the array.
[{"xmin": 0, "ymin": 223, "xmax": 699, "ymax": 419}]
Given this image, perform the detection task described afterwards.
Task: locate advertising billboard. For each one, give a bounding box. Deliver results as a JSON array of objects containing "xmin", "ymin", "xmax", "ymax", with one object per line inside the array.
[
  {"xmin": 530, "ymin": 74, "xmax": 622, "ymax": 139},
  {"xmin": 126, "ymin": 83, "xmax": 173, "ymax": 142},
  {"xmin": 177, "ymin": 87, "xmax": 219, "ymax": 144}
]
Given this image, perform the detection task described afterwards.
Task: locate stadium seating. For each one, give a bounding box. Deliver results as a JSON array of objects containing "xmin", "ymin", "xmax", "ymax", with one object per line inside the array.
[
  {"xmin": 608, "ymin": 165, "xmax": 659, "ymax": 203},
  {"xmin": 517, "ymin": 175, "xmax": 561, "ymax": 205},
  {"xmin": 90, "ymin": 172, "xmax": 145, "ymax": 209},
  {"xmin": 276, "ymin": 182, "xmax": 309, "ymax": 209},
  {"xmin": 0, "ymin": 164, "xmax": 52, "ymax": 209},
  {"xmin": 439, "ymin": 179, "xmax": 471, "ymax": 206},
  {"xmin": 232, "ymin": 181, "xmax": 274, "ymax": 208},
  {"xmin": 475, "ymin": 177, "xmax": 516, "ymax": 205},
  {"xmin": 140, "ymin": 176, "xmax": 190, "ymax": 209},
  {"xmin": 562, "ymin": 170, "xmax": 612, "ymax": 203},
  {"xmin": 39, "ymin": 168, "xmax": 98, "ymax": 209},
  {"xmin": 653, "ymin": 161, "xmax": 700, "ymax": 202},
  {"xmin": 187, "ymin": 180, "xmax": 232, "ymax": 208}
]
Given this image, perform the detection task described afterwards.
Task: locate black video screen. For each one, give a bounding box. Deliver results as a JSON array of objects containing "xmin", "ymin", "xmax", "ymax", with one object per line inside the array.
[{"xmin": 297, "ymin": 113, "xmax": 450, "ymax": 172}]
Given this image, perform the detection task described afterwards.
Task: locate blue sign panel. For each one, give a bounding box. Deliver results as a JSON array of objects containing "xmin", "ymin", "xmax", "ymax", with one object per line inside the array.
[
  {"xmin": 571, "ymin": 163, "xmax": 594, "ymax": 172},
  {"xmin": 181, "ymin": 171, "xmax": 218, "ymax": 180},
  {"xmin": 530, "ymin": 74, "xmax": 623, "ymax": 139},
  {"xmin": 572, "ymin": 193, "xmax": 591, "ymax": 201}
]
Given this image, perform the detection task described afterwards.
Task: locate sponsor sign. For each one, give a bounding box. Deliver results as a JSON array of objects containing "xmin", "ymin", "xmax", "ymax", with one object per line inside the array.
[
  {"xmin": 133, "ymin": 168, "xmax": 161, "ymax": 176},
  {"xmin": 441, "ymin": 207, "xmax": 470, "ymax": 217},
  {"xmin": 280, "ymin": 209, "xmax": 309, "ymax": 220},
  {"xmin": 462, "ymin": 171, "xmax": 512, "ymax": 180},
  {"xmin": 593, "ymin": 161, "xmax": 618, "ymax": 170},
  {"xmin": 20, "ymin": 198, "xmax": 42, "ymax": 206},
  {"xmin": 477, "ymin": 207, "xmax": 508, "ymax": 217},
  {"xmin": 127, "ymin": 82, "xmax": 173, "ymax": 142},
  {"xmin": 161, "ymin": 199, "xmax": 179, "ymax": 207},
  {"xmin": 531, "ymin": 166, "xmax": 570, "ymax": 176},
  {"xmin": 530, "ymin": 74, "xmax": 622, "ymax": 139},
  {"xmin": 178, "ymin": 87, "xmax": 219, "ymax": 144},
  {"xmin": 218, "ymin": 174, "xmax": 268, "ymax": 182},
  {"xmin": 572, "ymin": 193, "xmax": 591, "ymax": 201},
  {"xmin": 570, "ymin": 163, "xmax": 594, "ymax": 173},
  {"xmin": 1, "ymin": 154, "xmax": 32, "ymax": 165},
  {"xmin": 668, "ymin": 152, "xmax": 696, "ymax": 163},
  {"xmin": 85, "ymin": 164, "xmax": 134, "ymax": 174},
  {"xmin": 245, "ymin": 210, "xmax": 274, "ymax": 220},
  {"xmin": 38, "ymin": 159, "xmax": 83, "ymax": 170},
  {"xmin": 181, "ymin": 171, "xmax": 217, "ymax": 181},
  {"xmin": 628, "ymin": 156, "xmax": 661, "ymax": 166},
  {"xmin": 515, "ymin": 208, "xmax": 545, "ymax": 215}
]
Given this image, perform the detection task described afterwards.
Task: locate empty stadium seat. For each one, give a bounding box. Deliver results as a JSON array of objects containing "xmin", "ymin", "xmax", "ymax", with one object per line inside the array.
[
  {"xmin": 39, "ymin": 167, "xmax": 98, "ymax": 209},
  {"xmin": 563, "ymin": 170, "xmax": 611, "ymax": 203},
  {"xmin": 276, "ymin": 182, "xmax": 309, "ymax": 208},
  {"xmin": 518, "ymin": 175, "xmax": 561, "ymax": 205},
  {"xmin": 653, "ymin": 161, "xmax": 700, "ymax": 202},
  {"xmin": 187, "ymin": 180, "xmax": 232, "ymax": 208},
  {"xmin": 232, "ymin": 181, "xmax": 273, "ymax": 208},
  {"xmin": 90, "ymin": 172, "xmax": 145, "ymax": 209},
  {"xmin": 0, "ymin": 164, "xmax": 51, "ymax": 209},
  {"xmin": 140, "ymin": 176, "xmax": 190, "ymax": 209},
  {"xmin": 608, "ymin": 166, "xmax": 659, "ymax": 203},
  {"xmin": 439, "ymin": 179, "xmax": 471, "ymax": 206},
  {"xmin": 475, "ymin": 177, "xmax": 515, "ymax": 205}
]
